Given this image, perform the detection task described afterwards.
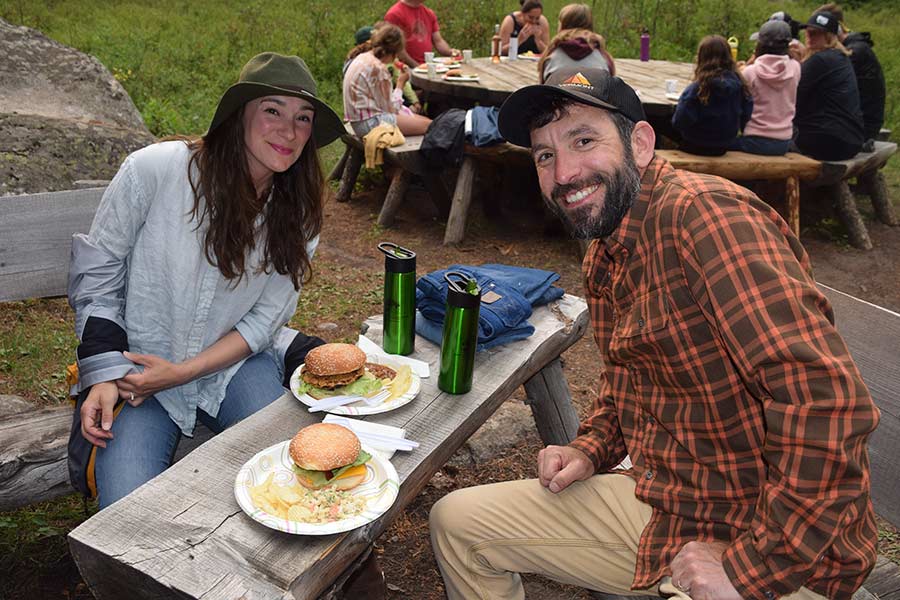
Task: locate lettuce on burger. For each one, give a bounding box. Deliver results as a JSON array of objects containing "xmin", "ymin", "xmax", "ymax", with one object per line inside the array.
[
  {"xmin": 288, "ymin": 423, "xmax": 371, "ymax": 491},
  {"xmin": 295, "ymin": 343, "xmax": 395, "ymax": 399}
]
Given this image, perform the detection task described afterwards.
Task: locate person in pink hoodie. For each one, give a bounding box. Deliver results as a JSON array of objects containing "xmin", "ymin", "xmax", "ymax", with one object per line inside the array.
[{"xmin": 732, "ymin": 20, "xmax": 801, "ymax": 155}]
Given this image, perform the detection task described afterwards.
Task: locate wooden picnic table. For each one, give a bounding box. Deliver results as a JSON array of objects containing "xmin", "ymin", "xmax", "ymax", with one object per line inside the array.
[
  {"xmin": 410, "ymin": 56, "xmax": 694, "ymax": 117},
  {"xmin": 68, "ymin": 295, "xmax": 589, "ymax": 600}
]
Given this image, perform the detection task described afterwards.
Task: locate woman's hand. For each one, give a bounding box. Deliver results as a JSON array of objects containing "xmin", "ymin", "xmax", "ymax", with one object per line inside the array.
[
  {"xmin": 81, "ymin": 381, "xmax": 120, "ymax": 447},
  {"xmin": 520, "ymin": 22, "xmax": 536, "ymax": 41},
  {"xmin": 396, "ymin": 65, "xmax": 410, "ymax": 88},
  {"xmin": 116, "ymin": 351, "xmax": 188, "ymax": 405}
]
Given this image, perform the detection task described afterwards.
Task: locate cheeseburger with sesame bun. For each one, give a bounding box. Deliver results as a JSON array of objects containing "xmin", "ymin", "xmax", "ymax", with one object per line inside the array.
[
  {"xmin": 289, "ymin": 423, "xmax": 372, "ymax": 490},
  {"xmin": 296, "ymin": 343, "xmax": 396, "ymax": 399}
]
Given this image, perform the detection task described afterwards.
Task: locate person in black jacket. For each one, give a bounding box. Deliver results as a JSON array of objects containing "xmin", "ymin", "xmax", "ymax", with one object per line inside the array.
[
  {"xmin": 793, "ymin": 11, "xmax": 864, "ymax": 161},
  {"xmin": 672, "ymin": 35, "xmax": 754, "ymax": 156},
  {"xmin": 817, "ymin": 3, "xmax": 886, "ymax": 142}
]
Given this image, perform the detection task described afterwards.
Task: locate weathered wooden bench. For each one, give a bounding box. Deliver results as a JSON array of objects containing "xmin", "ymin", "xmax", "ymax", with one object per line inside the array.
[
  {"xmin": 67, "ymin": 296, "xmax": 590, "ymax": 599},
  {"xmin": 596, "ymin": 283, "xmax": 900, "ymax": 600},
  {"xmin": 0, "ymin": 187, "xmax": 214, "ymax": 511},
  {"xmin": 805, "ymin": 141, "xmax": 899, "ymax": 250},
  {"xmin": 655, "ymin": 150, "xmax": 821, "ymax": 236}
]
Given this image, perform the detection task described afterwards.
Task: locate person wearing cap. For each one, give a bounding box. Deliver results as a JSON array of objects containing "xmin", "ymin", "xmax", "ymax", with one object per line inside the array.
[
  {"xmin": 816, "ymin": 3, "xmax": 885, "ymax": 143},
  {"xmin": 793, "ymin": 10, "xmax": 864, "ymax": 160},
  {"xmin": 66, "ymin": 52, "xmax": 343, "ymax": 509},
  {"xmin": 732, "ymin": 20, "xmax": 800, "ymax": 155},
  {"xmin": 750, "ymin": 11, "xmax": 806, "ymax": 62},
  {"xmin": 430, "ymin": 67, "xmax": 878, "ymax": 600}
]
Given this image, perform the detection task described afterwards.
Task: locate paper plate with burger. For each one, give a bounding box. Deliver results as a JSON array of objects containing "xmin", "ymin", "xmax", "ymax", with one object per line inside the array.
[
  {"xmin": 235, "ymin": 423, "xmax": 400, "ymax": 535},
  {"xmin": 290, "ymin": 343, "xmax": 421, "ymax": 415}
]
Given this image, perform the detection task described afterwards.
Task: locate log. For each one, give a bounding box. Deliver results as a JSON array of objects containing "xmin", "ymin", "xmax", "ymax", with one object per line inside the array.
[
  {"xmin": 335, "ymin": 147, "xmax": 364, "ymax": 202},
  {"xmin": 327, "ymin": 146, "xmax": 350, "ymax": 182},
  {"xmin": 0, "ymin": 405, "xmax": 213, "ymax": 511},
  {"xmin": 377, "ymin": 169, "xmax": 412, "ymax": 227},
  {"xmin": 0, "ymin": 406, "xmax": 73, "ymax": 510},
  {"xmin": 785, "ymin": 175, "xmax": 800, "ymax": 236},
  {"xmin": 859, "ymin": 170, "xmax": 898, "ymax": 226},
  {"xmin": 443, "ymin": 155, "xmax": 477, "ymax": 245},
  {"xmin": 831, "ymin": 182, "xmax": 873, "ymax": 250},
  {"xmin": 522, "ymin": 358, "xmax": 579, "ymax": 446}
]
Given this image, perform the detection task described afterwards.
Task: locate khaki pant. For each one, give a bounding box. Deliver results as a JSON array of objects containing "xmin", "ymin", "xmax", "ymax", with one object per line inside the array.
[{"xmin": 429, "ymin": 474, "xmax": 827, "ymax": 600}]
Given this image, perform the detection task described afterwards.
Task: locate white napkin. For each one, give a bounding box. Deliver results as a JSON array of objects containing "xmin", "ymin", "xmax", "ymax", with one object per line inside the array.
[
  {"xmin": 357, "ymin": 335, "xmax": 430, "ymax": 378},
  {"xmin": 323, "ymin": 414, "xmax": 419, "ymax": 461}
]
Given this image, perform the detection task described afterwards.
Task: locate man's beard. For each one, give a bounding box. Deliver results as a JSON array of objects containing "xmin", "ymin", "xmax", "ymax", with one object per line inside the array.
[{"xmin": 543, "ymin": 151, "xmax": 642, "ymax": 240}]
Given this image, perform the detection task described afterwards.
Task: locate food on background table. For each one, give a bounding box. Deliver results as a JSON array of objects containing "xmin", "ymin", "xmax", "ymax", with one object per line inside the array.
[
  {"xmin": 446, "ymin": 69, "xmax": 462, "ymax": 77},
  {"xmin": 289, "ymin": 423, "xmax": 372, "ymax": 491}
]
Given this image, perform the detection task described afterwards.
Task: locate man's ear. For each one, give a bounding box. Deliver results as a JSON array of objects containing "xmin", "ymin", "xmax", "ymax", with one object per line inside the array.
[{"xmin": 630, "ymin": 121, "xmax": 656, "ymax": 169}]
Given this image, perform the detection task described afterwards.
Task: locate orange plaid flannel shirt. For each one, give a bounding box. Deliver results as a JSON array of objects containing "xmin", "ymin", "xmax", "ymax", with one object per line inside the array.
[{"xmin": 571, "ymin": 156, "xmax": 879, "ymax": 600}]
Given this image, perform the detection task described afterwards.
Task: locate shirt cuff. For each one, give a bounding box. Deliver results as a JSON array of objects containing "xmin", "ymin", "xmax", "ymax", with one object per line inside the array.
[
  {"xmin": 568, "ymin": 434, "xmax": 602, "ymax": 471},
  {"xmin": 722, "ymin": 532, "xmax": 802, "ymax": 600}
]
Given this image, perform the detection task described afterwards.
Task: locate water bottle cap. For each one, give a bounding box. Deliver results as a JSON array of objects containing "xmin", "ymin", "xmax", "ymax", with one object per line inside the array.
[
  {"xmin": 378, "ymin": 242, "xmax": 416, "ymax": 273},
  {"xmin": 444, "ymin": 271, "xmax": 481, "ymax": 308}
]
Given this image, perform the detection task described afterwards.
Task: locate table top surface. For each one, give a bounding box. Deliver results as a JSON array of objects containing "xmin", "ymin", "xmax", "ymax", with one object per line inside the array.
[
  {"xmin": 411, "ymin": 56, "xmax": 695, "ymax": 112},
  {"xmin": 69, "ymin": 295, "xmax": 589, "ymax": 600}
]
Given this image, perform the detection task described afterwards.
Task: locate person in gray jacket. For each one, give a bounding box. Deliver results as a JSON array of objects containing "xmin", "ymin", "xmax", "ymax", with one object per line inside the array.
[{"xmin": 66, "ymin": 53, "xmax": 343, "ymax": 508}]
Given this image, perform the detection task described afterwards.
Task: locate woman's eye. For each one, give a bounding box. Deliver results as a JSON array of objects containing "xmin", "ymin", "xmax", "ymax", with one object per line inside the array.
[
  {"xmin": 265, "ymin": 107, "xmax": 279, "ymax": 116},
  {"xmin": 297, "ymin": 114, "xmax": 312, "ymax": 123}
]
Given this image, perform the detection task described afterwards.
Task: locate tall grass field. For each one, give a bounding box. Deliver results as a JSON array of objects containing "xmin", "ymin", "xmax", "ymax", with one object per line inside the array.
[{"xmin": 2, "ymin": 0, "xmax": 897, "ymax": 138}]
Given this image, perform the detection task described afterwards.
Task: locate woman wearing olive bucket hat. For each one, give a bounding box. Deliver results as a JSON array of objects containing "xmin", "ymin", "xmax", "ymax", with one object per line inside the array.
[{"xmin": 66, "ymin": 52, "xmax": 344, "ymax": 509}]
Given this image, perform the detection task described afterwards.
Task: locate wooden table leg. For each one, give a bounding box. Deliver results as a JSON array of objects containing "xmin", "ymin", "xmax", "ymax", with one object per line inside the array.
[
  {"xmin": 785, "ymin": 175, "xmax": 800, "ymax": 237},
  {"xmin": 859, "ymin": 169, "xmax": 898, "ymax": 226},
  {"xmin": 377, "ymin": 169, "xmax": 412, "ymax": 227},
  {"xmin": 328, "ymin": 145, "xmax": 351, "ymax": 182},
  {"xmin": 443, "ymin": 155, "xmax": 477, "ymax": 245},
  {"xmin": 831, "ymin": 182, "xmax": 873, "ymax": 250},
  {"xmin": 522, "ymin": 357, "xmax": 580, "ymax": 446},
  {"xmin": 335, "ymin": 147, "xmax": 364, "ymax": 203}
]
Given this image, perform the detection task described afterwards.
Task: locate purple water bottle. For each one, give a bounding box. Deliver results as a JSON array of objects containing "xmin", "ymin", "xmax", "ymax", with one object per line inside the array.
[{"xmin": 640, "ymin": 27, "xmax": 650, "ymax": 61}]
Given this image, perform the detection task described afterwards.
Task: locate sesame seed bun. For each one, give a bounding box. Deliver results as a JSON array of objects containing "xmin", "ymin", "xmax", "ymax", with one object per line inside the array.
[{"xmin": 289, "ymin": 423, "xmax": 361, "ymax": 471}]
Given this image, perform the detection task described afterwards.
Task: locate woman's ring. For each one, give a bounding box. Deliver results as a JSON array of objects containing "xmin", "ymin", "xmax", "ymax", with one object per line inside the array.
[{"xmin": 130, "ymin": 391, "xmax": 135, "ymax": 402}]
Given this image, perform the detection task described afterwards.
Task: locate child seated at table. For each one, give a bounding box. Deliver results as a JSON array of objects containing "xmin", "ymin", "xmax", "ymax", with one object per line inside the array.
[
  {"xmin": 343, "ymin": 24, "xmax": 431, "ymax": 137},
  {"xmin": 672, "ymin": 35, "xmax": 754, "ymax": 156},
  {"xmin": 732, "ymin": 20, "xmax": 800, "ymax": 155}
]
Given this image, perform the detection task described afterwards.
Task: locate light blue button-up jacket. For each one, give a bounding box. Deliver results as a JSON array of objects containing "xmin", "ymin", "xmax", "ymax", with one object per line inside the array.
[{"xmin": 68, "ymin": 141, "xmax": 317, "ymax": 435}]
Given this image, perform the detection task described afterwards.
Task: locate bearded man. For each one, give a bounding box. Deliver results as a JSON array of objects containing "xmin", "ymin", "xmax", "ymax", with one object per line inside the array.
[{"xmin": 428, "ymin": 68, "xmax": 879, "ymax": 600}]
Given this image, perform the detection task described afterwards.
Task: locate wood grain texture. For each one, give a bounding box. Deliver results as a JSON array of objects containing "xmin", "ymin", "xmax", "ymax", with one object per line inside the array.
[
  {"xmin": 443, "ymin": 155, "xmax": 477, "ymax": 245},
  {"xmin": 656, "ymin": 150, "xmax": 822, "ymax": 181},
  {"xmin": 68, "ymin": 295, "xmax": 589, "ymax": 600},
  {"xmin": 812, "ymin": 141, "xmax": 897, "ymax": 186},
  {"xmin": 377, "ymin": 169, "xmax": 412, "ymax": 227},
  {"xmin": 832, "ymin": 181, "xmax": 873, "ymax": 250},
  {"xmin": 819, "ymin": 284, "xmax": 900, "ymax": 529},
  {"xmin": 411, "ymin": 57, "xmax": 693, "ymax": 116},
  {"xmin": 0, "ymin": 187, "xmax": 105, "ymax": 302},
  {"xmin": 522, "ymin": 357, "xmax": 579, "ymax": 445}
]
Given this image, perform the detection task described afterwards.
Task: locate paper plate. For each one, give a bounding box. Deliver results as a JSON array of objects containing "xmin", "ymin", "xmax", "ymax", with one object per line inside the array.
[
  {"xmin": 290, "ymin": 354, "xmax": 421, "ymax": 415},
  {"xmin": 234, "ymin": 441, "xmax": 399, "ymax": 535},
  {"xmin": 442, "ymin": 74, "xmax": 480, "ymax": 82},
  {"xmin": 665, "ymin": 92, "xmax": 681, "ymax": 101},
  {"xmin": 414, "ymin": 64, "xmax": 449, "ymax": 73},
  {"xmin": 433, "ymin": 56, "xmax": 461, "ymax": 66}
]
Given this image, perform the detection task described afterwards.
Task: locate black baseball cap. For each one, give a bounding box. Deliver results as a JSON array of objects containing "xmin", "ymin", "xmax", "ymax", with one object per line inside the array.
[
  {"xmin": 497, "ymin": 67, "xmax": 646, "ymax": 148},
  {"xmin": 800, "ymin": 11, "xmax": 839, "ymax": 35}
]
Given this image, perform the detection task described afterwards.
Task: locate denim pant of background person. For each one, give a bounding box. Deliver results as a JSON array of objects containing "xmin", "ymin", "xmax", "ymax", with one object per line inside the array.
[
  {"xmin": 93, "ymin": 352, "xmax": 284, "ymax": 509},
  {"xmin": 729, "ymin": 135, "xmax": 791, "ymax": 156}
]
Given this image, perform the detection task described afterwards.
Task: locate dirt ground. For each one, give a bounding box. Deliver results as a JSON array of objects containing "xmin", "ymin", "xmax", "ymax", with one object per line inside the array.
[{"xmin": 317, "ymin": 174, "xmax": 900, "ymax": 600}]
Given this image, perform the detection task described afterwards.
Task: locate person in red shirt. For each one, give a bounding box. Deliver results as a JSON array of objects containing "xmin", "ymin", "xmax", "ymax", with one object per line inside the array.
[
  {"xmin": 384, "ymin": 0, "xmax": 457, "ymax": 66},
  {"xmin": 429, "ymin": 67, "xmax": 878, "ymax": 600}
]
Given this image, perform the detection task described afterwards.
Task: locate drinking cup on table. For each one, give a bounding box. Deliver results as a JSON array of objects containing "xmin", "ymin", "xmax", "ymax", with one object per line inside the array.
[
  {"xmin": 462, "ymin": 49, "xmax": 473, "ymax": 63},
  {"xmin": 427, "ymin": 63, "xmax": 437, "ymax": 79},
  {"xmin": 665, "ymin": 79, "xmax": 678, "ymax": 94},
  {"xmin": 424, "ymin": 51, "xmax": 435, "ymax": 63}
]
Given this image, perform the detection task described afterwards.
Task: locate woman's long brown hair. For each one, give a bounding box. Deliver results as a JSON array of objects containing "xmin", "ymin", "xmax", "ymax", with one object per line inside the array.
[
  {"xmin": 185, "ymin": 106, "xmax": 324, "ymax": 291},
  {"xmin": 693, "ymin": 35, "xmax": 750, "ymax": 105}
]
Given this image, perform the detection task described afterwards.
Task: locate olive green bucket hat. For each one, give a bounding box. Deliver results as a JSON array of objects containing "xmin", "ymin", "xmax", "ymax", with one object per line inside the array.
[{"xmin": 207, "ymin": 52, "xmax": 344, "ymax": 146}]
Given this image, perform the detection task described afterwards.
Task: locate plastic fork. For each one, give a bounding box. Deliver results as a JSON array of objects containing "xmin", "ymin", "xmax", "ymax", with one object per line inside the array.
[{"xmin": 308, "ymin": 388, "xmax": 390, "ymax": 413}]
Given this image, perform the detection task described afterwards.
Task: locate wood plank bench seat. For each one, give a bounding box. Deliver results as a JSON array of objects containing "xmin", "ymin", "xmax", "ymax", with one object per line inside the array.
[{"xmin": 656, "ymin": 149, "xmax": 821, "ymax": 237}]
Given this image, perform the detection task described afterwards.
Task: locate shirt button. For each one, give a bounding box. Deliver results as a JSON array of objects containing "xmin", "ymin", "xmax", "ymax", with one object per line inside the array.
[
  {"xmin": 764, "ymin": 591, "xmax": 775, "ymax": 600},
  {"xmin": 638, "ymin": 317, "xmax": 645, "ymax": 328},
  {"xmin": 645, "ymin": 470, "xmax": 653, "ymax": 480},
  {"xmin": 647, "ymin": 416, "xmax": 655, "ymax": 425}
]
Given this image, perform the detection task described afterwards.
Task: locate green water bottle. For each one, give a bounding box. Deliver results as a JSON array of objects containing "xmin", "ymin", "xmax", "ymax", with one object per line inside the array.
[
  {"xmin": 438, "ymin": 271, "xmax": 481, "ymax": 394},
  {"xmin": 379, "ymin": 242, "xmax": 416, "ymax": 355}
]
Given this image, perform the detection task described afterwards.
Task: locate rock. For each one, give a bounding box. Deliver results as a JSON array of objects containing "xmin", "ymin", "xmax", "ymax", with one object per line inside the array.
[
  {"xmin": 317, "ymin": 322, "xmax": 339, "ymax": 332},
  {"xmin": 0, "ymin": 18, "xmax": 155, "ymax": 195},
  {"xmin": 448, "ymin": 401, "xmax": 538, "ymax": 467}
]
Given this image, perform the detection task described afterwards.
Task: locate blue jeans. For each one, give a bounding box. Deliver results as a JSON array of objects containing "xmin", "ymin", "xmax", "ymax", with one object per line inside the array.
[
  {"xmin": 94, "ymin": 352, "xmax": 284, "ymax": 509},
  {"xmin": 729, "ymin": 135, "xmax": 791, "ymax": 156}
]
